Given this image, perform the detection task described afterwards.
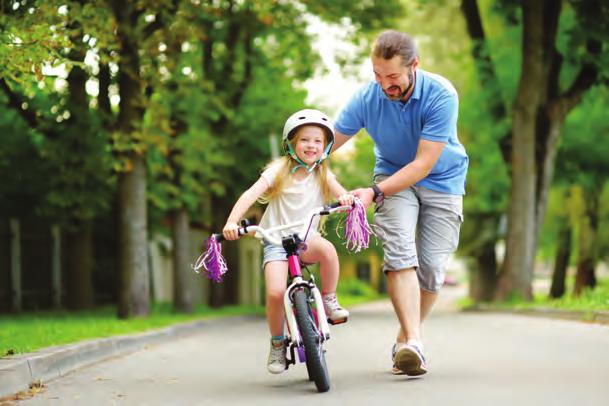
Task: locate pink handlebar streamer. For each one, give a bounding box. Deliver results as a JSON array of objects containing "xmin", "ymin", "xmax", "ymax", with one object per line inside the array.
[
  {"xmin": 343, "ymin": 198, "xmax": 374, "ymax": 253},
  {"xmin": 192, "ymin": 236, "xmax": 228, "ymax": 283}
]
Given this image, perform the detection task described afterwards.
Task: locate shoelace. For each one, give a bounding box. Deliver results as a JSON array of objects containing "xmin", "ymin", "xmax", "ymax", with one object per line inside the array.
[
  {"xmin": 269, "ymin": 344, "xmax": 285, "ymax": 363},
  {"xmin": 323, "ymin": 296, "xmax": 342, "ymax": 311}
]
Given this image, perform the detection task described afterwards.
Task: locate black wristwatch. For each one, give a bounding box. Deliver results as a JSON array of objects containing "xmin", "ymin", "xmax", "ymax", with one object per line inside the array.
[{"xmin": 370, "ymin": 184, "xmax": 385, "ymax": 205}]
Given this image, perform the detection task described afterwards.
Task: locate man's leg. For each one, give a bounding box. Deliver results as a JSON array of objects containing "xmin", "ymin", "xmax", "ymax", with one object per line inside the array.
[
  {"xmin": 389, "ymin": 269, "xmax": 429, "ymax": 376},
  {"xmin": 387, "ymin": 268, "xmax": 421, "ymax": 343},
  {"xmin": 392, "ymin": 186, "xmax": 464, "ymax": 373},
  {"xmin": 372, "ymin": 177, "xmax": 425, "ymax": 374},
  {"xmin": 395, "ymin": 288, "xmax": 437, "ymax": 342}
]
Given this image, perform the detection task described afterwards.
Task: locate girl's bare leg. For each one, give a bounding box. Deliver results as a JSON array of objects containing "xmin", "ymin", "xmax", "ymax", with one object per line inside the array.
[
  {"xmin": 300, "ymin": 236, "xmax": 339, "ymax": 295},
  {"xmin": 264, "ymin": 261, "xmax": 289, "ymax": 336}
]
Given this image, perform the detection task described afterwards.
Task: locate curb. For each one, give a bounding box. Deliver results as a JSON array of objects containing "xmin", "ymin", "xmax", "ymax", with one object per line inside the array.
[
  {"xmin": 0, "ymin": 316, "xmax": 251, "ymax": 399},
  {"xmin": 464, "ymin": 305, "xmax": 609, "ymax": 325}
]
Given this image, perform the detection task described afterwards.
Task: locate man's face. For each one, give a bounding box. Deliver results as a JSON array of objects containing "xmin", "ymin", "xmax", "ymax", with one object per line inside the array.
[{"xmin": 372, "ymin": 55, "xmax": 417, "ymax": 101}]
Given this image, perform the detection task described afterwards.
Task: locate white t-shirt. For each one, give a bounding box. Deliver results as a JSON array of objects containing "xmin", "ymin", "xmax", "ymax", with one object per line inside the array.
[{"xmin": 258, "ymin": 161, "xmax": 332, "ymax": 240}]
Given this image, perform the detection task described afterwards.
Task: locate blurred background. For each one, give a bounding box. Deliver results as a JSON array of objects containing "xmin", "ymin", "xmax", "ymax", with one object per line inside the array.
[{"xmin": 1, "ymin": 0, "xmax": 608, "ymax": 320}]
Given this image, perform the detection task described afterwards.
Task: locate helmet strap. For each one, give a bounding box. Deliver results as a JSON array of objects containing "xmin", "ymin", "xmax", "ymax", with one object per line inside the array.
[{"xmin": 287, "ymin": 140, "xmax": 333, "ymax": 174}]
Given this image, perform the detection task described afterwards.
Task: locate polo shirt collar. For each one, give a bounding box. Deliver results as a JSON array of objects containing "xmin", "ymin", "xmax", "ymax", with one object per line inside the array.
[{"xmin": 411, "ymin": 69, "xmax": 422, "ymax": 100}]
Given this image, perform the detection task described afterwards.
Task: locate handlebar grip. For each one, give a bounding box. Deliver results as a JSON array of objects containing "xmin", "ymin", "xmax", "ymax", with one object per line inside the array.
[
  {"xmin": 213, "ymin": 225, "xmax": 249, "ymax": 243},
  {"xmin": 327, "ymin": 201, "xmax": 342, "ymax": 209}
]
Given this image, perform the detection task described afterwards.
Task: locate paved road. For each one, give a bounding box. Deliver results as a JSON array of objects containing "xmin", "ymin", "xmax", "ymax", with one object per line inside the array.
[{"xmin": 17, "ymin": 287, "xmax": 609, "ymax": 405}]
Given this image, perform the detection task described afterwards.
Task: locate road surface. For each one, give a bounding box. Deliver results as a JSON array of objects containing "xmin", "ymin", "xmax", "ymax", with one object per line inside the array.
[{"xmin": 16, "ymin": 287, "xmax": 609, "ymax": 405}]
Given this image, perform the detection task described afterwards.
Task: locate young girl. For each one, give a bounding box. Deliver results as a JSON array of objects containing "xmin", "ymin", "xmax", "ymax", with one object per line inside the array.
[{"xmin": 222, "ymin": 109, "xmax": 354, "ymax": 374}]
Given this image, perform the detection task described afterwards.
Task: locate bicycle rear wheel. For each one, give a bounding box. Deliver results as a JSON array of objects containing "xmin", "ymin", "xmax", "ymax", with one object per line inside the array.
[{"xmin": 293, "ymin": 288, "xmax": 330, "ymax": 392}]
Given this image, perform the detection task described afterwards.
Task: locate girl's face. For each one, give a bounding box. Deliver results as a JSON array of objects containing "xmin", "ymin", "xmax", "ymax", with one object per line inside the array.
[{"xmin": 292, "ymin": 126, "xmax": 326, "ymax": 166}]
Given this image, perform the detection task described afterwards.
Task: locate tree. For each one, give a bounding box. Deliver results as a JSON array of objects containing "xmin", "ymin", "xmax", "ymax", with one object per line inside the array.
[
  {"xmin": 1, "ymin": 1, "xmax": 114, "ymax": 309},
  {"xmin": 460, "ymin": 0, "xmax": 609, "ymax": 300},
  {"xmin": 554, "ymin": 85, "xmax": 609, "ymax": 295}
]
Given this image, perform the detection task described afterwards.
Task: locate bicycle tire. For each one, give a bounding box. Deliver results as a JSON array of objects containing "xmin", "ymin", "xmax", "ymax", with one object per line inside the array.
[{"xmin": 293, "ymin": 288, "xmax": 330, "ymax": 392}]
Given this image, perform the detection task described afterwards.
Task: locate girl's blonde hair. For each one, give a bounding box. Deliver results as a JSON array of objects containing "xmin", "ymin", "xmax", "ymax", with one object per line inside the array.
[{"xmin": 259, "ymin": 127, "xmax": 333, "ymax": 204}]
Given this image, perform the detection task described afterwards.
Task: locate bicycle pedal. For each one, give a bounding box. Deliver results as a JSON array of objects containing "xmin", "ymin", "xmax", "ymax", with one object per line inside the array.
[{"xmin": 327, "ymin": 317, "xmax": 348, "ymax": 325}]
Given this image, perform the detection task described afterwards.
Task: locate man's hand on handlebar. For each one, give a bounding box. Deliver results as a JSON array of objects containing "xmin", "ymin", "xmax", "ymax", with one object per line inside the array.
[
  {"xmin": 222, "ymin": 222, "xmax": 241, "ymax": 241},
  {"xmin": 350, "ymin": 188, "xmax": 374, "ymax": 209}
]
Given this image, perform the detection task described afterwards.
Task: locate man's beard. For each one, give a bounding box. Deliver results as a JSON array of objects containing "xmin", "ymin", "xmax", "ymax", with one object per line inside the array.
[
  {"xmin": 382, "ymin": 69, "xmax": 414, "ymax": 101},
  {"xmin": 383, "ymin": 85, "xmax": 404, "ymax": 100}
]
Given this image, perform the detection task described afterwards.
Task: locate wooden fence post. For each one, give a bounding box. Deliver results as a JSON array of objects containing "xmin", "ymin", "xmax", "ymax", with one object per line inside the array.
[
  {"xmin": 9, "ymin": 218, "xmax": 21, "ymax": 312},
  {"xmin": 51, "ymin": 225, "xmax": 62, "ymax": 308}
]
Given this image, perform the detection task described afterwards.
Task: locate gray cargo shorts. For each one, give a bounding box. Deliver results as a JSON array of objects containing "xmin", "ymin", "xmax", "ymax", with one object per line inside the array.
[{"xmin": 374, "ymin": 175, "xmax": 464, "ymax": 292}]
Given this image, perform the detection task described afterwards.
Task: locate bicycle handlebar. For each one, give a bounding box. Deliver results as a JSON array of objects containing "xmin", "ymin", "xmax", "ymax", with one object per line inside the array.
[{"xmin": 215, "ymin": 201, "xmax": 352, "ymax": 245}]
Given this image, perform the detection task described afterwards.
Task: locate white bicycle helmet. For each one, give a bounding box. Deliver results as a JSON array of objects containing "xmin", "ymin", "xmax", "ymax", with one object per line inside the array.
[{"xmin": 281, "ymin": 109, "xmax": 335, "ymax": 172}]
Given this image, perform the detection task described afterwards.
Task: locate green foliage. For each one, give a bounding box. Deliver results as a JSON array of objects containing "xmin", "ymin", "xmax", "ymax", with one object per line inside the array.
[
  {"xmin": 557, "ymin": 85, "xmax": 609, "ymax": 186},
  {"xmin": 542, "ymin": 85, "xmax": 609, "ymax": 264},
  {"xmin": 0, "ymin": 1, "xmax": 70, "ymax": 81},
  {"xmin": 478, "ymin": 277, "xmax": 609, "ymax": 312},
  {"xmin": 337, "ymin": 277, "xmax": 379, "ymax": 298}
]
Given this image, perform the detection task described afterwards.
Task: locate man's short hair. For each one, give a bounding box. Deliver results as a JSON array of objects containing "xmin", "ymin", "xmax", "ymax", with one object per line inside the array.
[{"xmin": 372, "ymin": 30, "xmax": 417, "ymax": 67}]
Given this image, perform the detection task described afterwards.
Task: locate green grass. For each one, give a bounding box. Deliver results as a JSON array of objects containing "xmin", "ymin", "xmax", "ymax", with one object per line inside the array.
[
  {"xmin": 460, "ymin": 278, "xmax": 609, "ymax": 312},
  {"xmin": 0, "ymin": 303, "xmax": 264, "ymax": 356},
  {"xmin": 0, "ymin": 284, "xmax": 384, "ymax": 356}
]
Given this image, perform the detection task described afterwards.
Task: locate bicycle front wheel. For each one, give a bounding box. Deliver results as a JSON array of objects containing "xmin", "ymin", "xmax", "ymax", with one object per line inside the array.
[{"xmin": 293, "ymin": 288, "xmax": 330, "ymax": 393}]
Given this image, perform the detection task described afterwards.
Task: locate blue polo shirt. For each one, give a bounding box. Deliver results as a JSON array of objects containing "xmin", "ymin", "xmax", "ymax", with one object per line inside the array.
[{"xmin": 335, "ymin": 69, "xmax": 468, "ymax": 195}]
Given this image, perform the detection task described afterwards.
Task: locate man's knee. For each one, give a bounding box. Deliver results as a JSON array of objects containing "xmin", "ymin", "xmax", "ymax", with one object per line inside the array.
[{"xmin": 417, "ymin": 259, "xmax": 446, "ymax": 293}]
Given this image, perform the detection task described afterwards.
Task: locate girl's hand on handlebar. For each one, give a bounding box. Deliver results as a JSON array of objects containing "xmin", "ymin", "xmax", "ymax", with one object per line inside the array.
[
  {"xmin": 222, "ymin": 222, "xmax": 240, "ymax": 240},
  {"xmin": 338, "ymin": 193, "xmax": 355, "ymax": 207}
]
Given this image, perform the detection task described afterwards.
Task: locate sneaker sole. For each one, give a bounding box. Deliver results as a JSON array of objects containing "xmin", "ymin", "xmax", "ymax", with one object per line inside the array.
[
  {"xmin": 267, "ymin": 366, "xmax": 286, "ymax": 375},
  {"xmin": 394, "ymin": 348, "xmax": 427, "ymax": 376},
  {"xmin": 391, "ymin": 366, "xmax": 406, "ymax": 375}
]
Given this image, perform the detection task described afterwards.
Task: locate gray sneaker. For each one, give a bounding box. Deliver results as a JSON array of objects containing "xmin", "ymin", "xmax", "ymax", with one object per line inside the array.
[
  {"xmin": 392, "ymin": 343, "xmax": 428, "ymax": 376},
  {"xmin": 323, "ymin": 294, "xmax": 349, "ymax": 324},
  {"xmin": 267, "ymin": 339, "xmax": 287, "ymax": 374}
]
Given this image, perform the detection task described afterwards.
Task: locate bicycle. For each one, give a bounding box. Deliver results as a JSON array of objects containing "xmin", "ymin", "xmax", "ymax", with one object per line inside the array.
[{"xmin": 206, "ymin": 201, "xmax": 353, "ymax": 393}]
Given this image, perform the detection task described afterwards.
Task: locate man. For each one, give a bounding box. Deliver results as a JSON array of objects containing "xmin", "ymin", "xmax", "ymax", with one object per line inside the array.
[{"xmin": 332, "ymin": 30, "xmax": 468, "ymax": 376}]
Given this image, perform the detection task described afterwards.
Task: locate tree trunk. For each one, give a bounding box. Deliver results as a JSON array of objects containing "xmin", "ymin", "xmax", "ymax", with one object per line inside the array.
[
  {"xmin": 65, "ymin": 221, "xmax": 94, "ymax": 309},
  {"xmin": 64, "ymin": 38, "xmax": 95, "ymax": 311},
  {"xmin": 172, "ymin": 207, "xmax": 193, "ymax": 313},
  {"xmin": 460, "ymin": 0, "xmax": 511, "ymax": 163},
  {"xmin": 117, "ymin": 154, "xmax": 149, "ymax": 317},
  {"xmin": 534, "ymin": 108, "xmax": 564, "ymax": 251},
  {"xmin": 469, "ymin": 239, "xmax": 497, "ymax": 303},
  {"xmin": 496, "ymin": 1, "xmax": 546, "ymax": 301},
  {"xmin": 549, "ymin": 222, "xmax": 571, "ymax": 299},
  {"xmin": 573, "ymin": 187, "xmax": 600, "ymax": 296},
  {"xmin": 113, "ymin": 1, "xmax": 149, "ymax": 318}
]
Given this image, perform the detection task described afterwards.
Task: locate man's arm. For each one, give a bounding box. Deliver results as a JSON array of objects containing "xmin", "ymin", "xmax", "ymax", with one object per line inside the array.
[
  {"xmin": 331, "ymin": 130, "xmax": 352, "ymax": 152},
  {"xmin": 352, "ymin": 139, "xmax": 446, "ymax": 207}
]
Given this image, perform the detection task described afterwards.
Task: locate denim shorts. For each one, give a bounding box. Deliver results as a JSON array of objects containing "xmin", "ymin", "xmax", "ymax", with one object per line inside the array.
[
  {"xmin": 374, "ymin": 175, "xmax": 463, "ymax": 292},
  {"xmin": 262, "ymin": 243, "xmax": 289, "ymax": 266}
]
